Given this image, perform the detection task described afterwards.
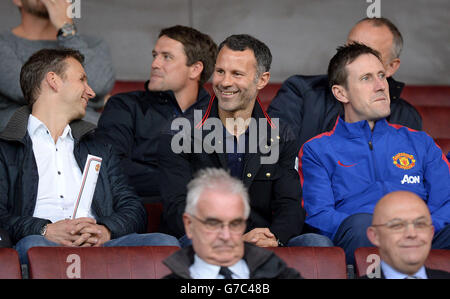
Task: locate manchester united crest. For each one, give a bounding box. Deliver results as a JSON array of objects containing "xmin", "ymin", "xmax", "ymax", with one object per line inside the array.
[{"xmin": 393, "ymin": 153, "xmax": 416, "ymax": 170}]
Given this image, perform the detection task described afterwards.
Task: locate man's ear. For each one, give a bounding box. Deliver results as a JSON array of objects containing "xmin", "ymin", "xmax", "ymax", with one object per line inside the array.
[
  {"xmin": 189, "ymin": 61, "xmax": 204, "ymax": 81},
  {"xmin": 385, "ymin": 58, "xmax": 400, "ymax": 78},
  {"xmin": 256, "ymin": 71, "xmax": 270, "ymax": 90},
  {"xmin": 366, "ymin": 226, "xmax": 380, "ymax": 247},
  {"xmin": 331, "ymin": 84, "xmax": 349, "ymax": 104},
  {"xmin": 45, "ymin": 72, "xmax": 61, "ymax": 92}
]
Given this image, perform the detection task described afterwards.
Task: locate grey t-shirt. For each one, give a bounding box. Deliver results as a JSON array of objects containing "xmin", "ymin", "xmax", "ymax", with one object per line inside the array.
[{"xmin": 0, "ymin": 30, "xmax": 115, "ymax": 130}]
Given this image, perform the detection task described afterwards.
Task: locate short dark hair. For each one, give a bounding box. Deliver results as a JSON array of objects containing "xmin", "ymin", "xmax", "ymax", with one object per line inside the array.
[
  {"xmin": 159, "ymin": 25, "xmax": 217, "ymax": 86},
  {"xmin": 356, "ymin": 17, "xmax": 403, "ymax": 59},
  {"xmin": 20, "ymin": 48, "xmax": 84, "ymax": 107},
  {"xmin": 218, "ymin": 34, "xmax": 272, "ymax": 76},
  {"xmin": 328, "ymin": 43, "xmax": 382, "ymax": 88}
]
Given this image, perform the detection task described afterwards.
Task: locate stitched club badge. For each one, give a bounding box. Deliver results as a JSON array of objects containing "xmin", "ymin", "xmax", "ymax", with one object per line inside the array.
[{"xmin": 393, "ymin": 153, "xmax": 416, "ymax": 170}]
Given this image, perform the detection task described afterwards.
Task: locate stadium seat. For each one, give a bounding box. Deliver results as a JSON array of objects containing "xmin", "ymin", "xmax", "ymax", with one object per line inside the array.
[
  {"xmin": 354, "ymin": 247, "xmax": 450, "ymax": 277},
  {"xmin": 0, "ymin": 248, "xmax": 22, "ymax": 279},
  {"xmin": 27, "ymin": 246, "xmax": 179, "ymax": 279},
  {"xmin": 110, "ymin": 81, "xmax": 145, "ymax": 95},
  {"xmin": 266, "ymin": 246, "xmax": 347, "ymax": 279},
  {"xmin": 401, "ymin": 86, "xmax": 450, "ymax": 108},
  {"xmin": 110, "ymin": 81, "xmax": 450, "ymax": 153},
  {"xmin": 415, "ymin": 106, "xmax": 450, "ymax": 139}
]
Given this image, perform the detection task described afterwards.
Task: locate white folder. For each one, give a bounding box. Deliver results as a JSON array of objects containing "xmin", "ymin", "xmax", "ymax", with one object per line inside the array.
[{"xmin": 72, "ymin": 154, "xmax": 102, "ymax": 219}]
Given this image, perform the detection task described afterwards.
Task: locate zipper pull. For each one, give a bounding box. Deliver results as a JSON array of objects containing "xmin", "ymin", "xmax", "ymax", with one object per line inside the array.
[{"xmin": 368, "ymin": 141, "xmax": 373, "ymax": 150}]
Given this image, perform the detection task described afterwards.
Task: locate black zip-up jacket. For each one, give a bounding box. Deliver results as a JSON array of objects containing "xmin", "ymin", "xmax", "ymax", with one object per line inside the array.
[
  {"xmin": 0, "ymin": 107, "xmax": 147, "ymax": 244},
  {"xmin": 268, "ymin": 75, "xmax": 422, "ymax": 150},
  {"xmin": 96, "ymin": 81, "xmax": 211, "ymax": 197},
  {"xmin": 163, "ymin": 243, "xmax": 302, "ymax": 279},
  {"xmin": 158, "ymin": 97, "xmax": 305, "ymax": 244}
]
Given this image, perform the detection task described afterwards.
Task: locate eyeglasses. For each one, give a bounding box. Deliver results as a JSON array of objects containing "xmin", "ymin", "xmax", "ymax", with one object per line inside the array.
[
  {"xmin": 189, "ymin": 214, "xmax": 246, "ymax": 233},
  {"xmin": 372, "ymin": 218, "xmax": 433, "ymax": 233}
]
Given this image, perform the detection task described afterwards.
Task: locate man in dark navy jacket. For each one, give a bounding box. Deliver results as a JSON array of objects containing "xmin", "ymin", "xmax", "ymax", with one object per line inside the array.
[
  {"xmin": 96, "ymin": 25, "xmax": 217, "ymax": 198},
  {"xmin": 158, "ymin": 34, "xmax": 333, "ymax": 249},
  {"xmin": 268, "ymin": 17, "xmax": 422, "ymax": 150},
  {"xmin": 0, "ymin": 48, "xmax": 179, "ymax": 265}
]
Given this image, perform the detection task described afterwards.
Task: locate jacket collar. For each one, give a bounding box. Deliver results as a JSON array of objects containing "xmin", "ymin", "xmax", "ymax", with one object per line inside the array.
[
  {"xmin": 197, "ymin": 95, "xmax": 275, "ymax": 129},
  {"xmin": 335, "ymin": 116, "xmax": 389, "ymax": 140},
  {"xmin": 163, "ymin": 242, "xmax": 274, "ymax": 279},
  {"xmin": 0, "ymin": 106, "xmax": 96, "ymax": 142},
  {"xmin": 195, "ymin": 96, "xmax": 277, "ymax": 180},
  {"xmin": 242, "ymin": 242, "xmax": 274, "ymax": 274},
  {"xmin": 144, "ymin": 80, "xmax": 211, "ymax": 108}
]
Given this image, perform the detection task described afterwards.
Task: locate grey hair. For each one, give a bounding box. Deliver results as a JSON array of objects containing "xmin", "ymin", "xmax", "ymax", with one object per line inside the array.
[{"xmin": 185, "ymin": 168, "xmax": 250, "ymax": 218}]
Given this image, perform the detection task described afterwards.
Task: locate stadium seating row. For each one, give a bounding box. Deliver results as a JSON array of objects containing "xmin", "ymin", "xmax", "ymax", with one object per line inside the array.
[
  {"xmin": 1, "ymin": 246, "xmax": 448, "ymax": 279},
  {"xmin": 110, "ymin": 81, "xmax": 450, "ymax": 154}
]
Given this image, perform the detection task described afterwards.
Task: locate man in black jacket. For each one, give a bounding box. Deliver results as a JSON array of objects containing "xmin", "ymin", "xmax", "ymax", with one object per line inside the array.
[
  {"xmin": 96, "ymin": 25, "xmax": 217, "ymax": 198},
  {"xmin": 0, "ymin": 48, "xmax": 179, "ymax": 264},
  {"xmin": 268, "ymin": 17, "xmax": 422, "ymax": 150},
  {"xmin": 159, "ymin": 34, "xmax": 331, "ymax": 248},
  {"xmin": 0, "ymin": 228, "xmax": 11, "ymax": 248},
  {"xmin": 163, "ymin": 168, "xmax": 301, "ymax": 279},
  {"xmin": 362, "ymin": 191, "xmax": 450, "ymax": 279}
]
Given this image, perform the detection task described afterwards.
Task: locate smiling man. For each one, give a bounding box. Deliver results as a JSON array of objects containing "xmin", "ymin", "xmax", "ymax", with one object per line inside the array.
[
  {"xmin": 163, "ymin": 168, "xmax": 301, "ymax": 279},
  {"xmin": 158, "ymin": 34, "xmax": 333, "ymax": 249},
  {"xmin": 299, "ymin": 43, "xmax": 450, "ymax": 265},
  {"xmin": 0, "ymin": 48, "xmax": 179, "ymax": 265},
  {"xmin": 364, "ymin": 191, "xmax": 450, "ymax": 279},
  {"xmin": 96, "ymin": 25, "xmax": 217, "ymax": 198}
]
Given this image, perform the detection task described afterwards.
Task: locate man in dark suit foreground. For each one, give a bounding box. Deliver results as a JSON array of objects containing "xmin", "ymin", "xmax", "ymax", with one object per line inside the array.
[
  {"xmin": 163, "ymin": 168, "xmax": 301, "ymax": 279},
  {"xmin": 363, "ymin": 191, "xmax": 450, "ymax": 279}
]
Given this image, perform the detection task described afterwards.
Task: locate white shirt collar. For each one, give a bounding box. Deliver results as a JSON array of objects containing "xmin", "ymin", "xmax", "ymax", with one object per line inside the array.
[
  {"xmin": 189, "ymin": 254, "xmax": 249, "ymax": 279},
  {"xmin": 27, "ymin": 114, "xmax": 73, "ymax": 141},
  {"xmin": 381, "ymin": 260, "xmax": 428, "ymax": 279}
]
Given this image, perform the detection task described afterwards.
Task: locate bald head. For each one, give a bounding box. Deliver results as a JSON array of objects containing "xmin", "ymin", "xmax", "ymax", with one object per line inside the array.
[
  {"xmin": 347, "ymin": 18, "xmax": 402, "ymax": 77},
  {"xmin": 368, "ymin": 191, "xmax": 434, "ymax": 276},
  {"xmin": 372, "ymin": 191, "xmax": 431, "ymax": 225}
]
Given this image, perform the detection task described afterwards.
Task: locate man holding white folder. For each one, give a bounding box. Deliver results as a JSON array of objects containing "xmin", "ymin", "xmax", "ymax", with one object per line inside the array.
[{"xmin": 0, "ymin": 48, "xmax": 180, "ymax": 265}]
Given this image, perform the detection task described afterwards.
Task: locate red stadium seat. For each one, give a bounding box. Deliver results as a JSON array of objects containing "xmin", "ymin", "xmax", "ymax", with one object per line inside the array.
[
  {"xmin": 111, "ymin": 81, "xmax": 145, "ymax": 95},
  {"xmin": 401, "ymin": 85, "xmax": 450, "ymax": 108},
  {"xmin": 354, "ymin": 247, "xmax": 450, "ymax": 277},
  {"xmin": 266, "ymin": 246, "xmax": 347, "ymax": 279},
  {"xmin": 110, "ymin": 81, "xmax": 450, "ymax": 159},
  {"xmin": 111, "ymin": 82, "xmax": 450, "ymax": 108},
  {"xmin": 415, "ymin": 106, "xmax": 450, "ymax": 139},
  {"xmin": 435, "ymin": 138, "xmax": 450, "ymax": 156},
  {"xmin": 0, "ymin": 248, "xmax": 22, "ymax": 279},
  {"xmin": 27, "ymin": 246, "xmax": 179, "ymax": 279}
]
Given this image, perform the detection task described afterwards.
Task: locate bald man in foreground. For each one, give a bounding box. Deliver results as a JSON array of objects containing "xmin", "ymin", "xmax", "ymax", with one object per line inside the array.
[{"xmin": 364, "ymin": 191, "xmax": 450, "ymax": 279}]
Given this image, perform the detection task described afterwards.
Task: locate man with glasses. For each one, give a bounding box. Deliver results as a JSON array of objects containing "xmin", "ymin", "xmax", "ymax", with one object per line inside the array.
[
  {"xmin": 163, "ymin": 168, "xmax": 302, "ymax": 279},
  {"xmin": 363, "ymin": 191, "xmax": 450, "ymax": 279}
]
